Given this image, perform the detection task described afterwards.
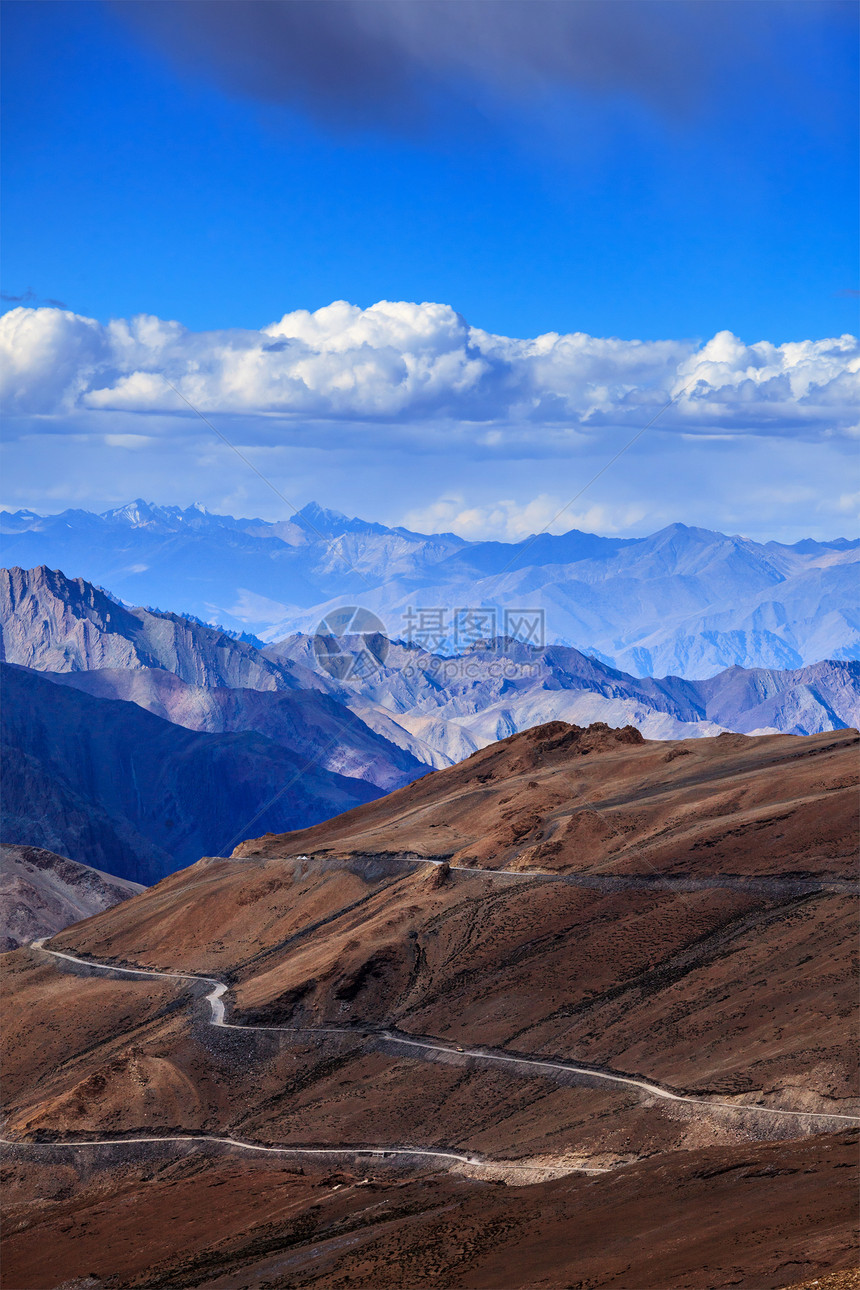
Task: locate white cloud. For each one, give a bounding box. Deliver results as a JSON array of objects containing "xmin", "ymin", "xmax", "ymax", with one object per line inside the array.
[
  {"xmin": 0, "ymin": 306, "xmax": 107, "ymax": 413},
  {"xmin": 669, "ymin": 330, "xmax": 860, "ymax": 434},
  {"xmin": 402, "ymin": 494, "xmax": 647, "ymax": 541},
  {"xmin": 103, "ymin": 433, "xmax": 156, "ymax": 449},
  {"xmin": 1, "ymin": 302, "xmax": 857, "ymax": 443},
  {"xmin": 224, "ymin": 588, "xmax": 293, "ymax": 625},
  {"xmin": 831, "ymin": 491, "xmax": 860, "ymax": 524}
]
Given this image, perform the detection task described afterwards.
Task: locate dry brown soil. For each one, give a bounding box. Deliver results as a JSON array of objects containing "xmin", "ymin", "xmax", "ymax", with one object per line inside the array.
[{"xmin": 3, "ymin": 723, "xmax": 858, "ymax": 1288}]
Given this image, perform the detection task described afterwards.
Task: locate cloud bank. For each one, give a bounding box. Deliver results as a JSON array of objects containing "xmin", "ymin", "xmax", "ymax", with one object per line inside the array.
[{"xmin": 1, "ymin": 301, "xmax": 857, "ymax": 444}]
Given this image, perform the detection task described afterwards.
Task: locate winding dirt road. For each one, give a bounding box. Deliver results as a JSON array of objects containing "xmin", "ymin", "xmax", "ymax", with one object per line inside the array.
[
  {"xmin": 29, "ymin": 940, "xmax": 860, "ymax": 1127},
  {"xmin": 289, "ymin": 852, "xmax": 860, "ymax": 895},
  {"xmin": 0, "ymin": 1129, "xmax": 582, "ymax": 1176}
]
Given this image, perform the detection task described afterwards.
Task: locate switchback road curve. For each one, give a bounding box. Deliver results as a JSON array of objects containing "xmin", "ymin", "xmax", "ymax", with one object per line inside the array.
[{"xmin": 27, "ymin": 940, "xmax": 860, "ymax": 1128}]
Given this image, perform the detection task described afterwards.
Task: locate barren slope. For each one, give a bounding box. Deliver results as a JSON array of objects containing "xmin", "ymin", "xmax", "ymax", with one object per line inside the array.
[
  {"xmin": 0, "ymin": 844, "xmax": 143, "ymax": 951},
  {"xmin": 3, "ymin": 722, "xmax": 858, "ymax": 1287},
  {"xmin": 3, "ymin": 1132, "xmax": 857, "ymax": 1290}
]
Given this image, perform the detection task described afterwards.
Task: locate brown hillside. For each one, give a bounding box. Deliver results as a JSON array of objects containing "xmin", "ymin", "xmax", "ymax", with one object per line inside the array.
[
  {"xmin": 235, "ymin": 721, "xmax": 860, "ymax": 879},
  {"xmin": 2, "ymin": 722, "xmax": 858, "ymax": 1287}
]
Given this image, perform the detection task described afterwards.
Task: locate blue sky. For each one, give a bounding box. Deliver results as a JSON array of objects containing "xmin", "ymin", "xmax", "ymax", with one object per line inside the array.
[
  {"xmin": 1, "ymin": 0, "xmax": 858, "ymax": 540},
  {"xmin": 4, "ymin": 0, "xmax": 857, "ymax": 340}
]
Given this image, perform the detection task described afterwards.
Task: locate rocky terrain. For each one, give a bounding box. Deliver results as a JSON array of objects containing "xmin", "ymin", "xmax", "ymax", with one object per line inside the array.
[
  {"xmin": 0, "ymin": 563, "xmax": 305, "ymax": 687},
  {"xmin": 272, "ymin": 632, "xmax": 860, "ymax": 760},
  {"xmin": 2, "ymin": 721, "xmax": 857, "ymax": 1287},
  {"xmin": 3, "ymin": 1133, "xmax": 856, "ymax": 1289},
  {"xmin": 0, "ymin": 844, "xmax": 143, "ymax": 951},
  {"xmin": 3, "ymin": 564, "xmax": 859, "ymax": 891}
]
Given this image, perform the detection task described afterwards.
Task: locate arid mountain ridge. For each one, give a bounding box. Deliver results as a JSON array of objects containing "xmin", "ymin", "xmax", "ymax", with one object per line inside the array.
[
  {"xmin": 237, "ymin": 720, "xmax": 859, "ymax": 881},
  {"xmin": 2, "ymin": 719, "xmax": 858, "ymax": 1287},
  {"xmin": 3, "ymin": 500, "xmax": 858, "ymax": 675}
]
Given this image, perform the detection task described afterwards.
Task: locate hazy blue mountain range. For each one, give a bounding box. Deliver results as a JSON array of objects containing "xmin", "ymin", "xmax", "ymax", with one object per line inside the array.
[
  {"xmin": 2, "ymin": 501, "xmax": 858, "ymax": 677},
  {"xmin": 270, "ymin": 633, "xmax": 860, "ymax": 763},
  {"xmin": 4, "ymin": 564, "xmax": 858, "ymax": 761}
]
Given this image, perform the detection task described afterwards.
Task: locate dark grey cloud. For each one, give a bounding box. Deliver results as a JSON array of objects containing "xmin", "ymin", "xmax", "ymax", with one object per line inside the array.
[
  {"xmin": 1, "ymin": 288, "xmax": 67, "ymax": 308},
  {"xmin": 114, "ymin": 0, "xmax": 854, "ymax": 132}
]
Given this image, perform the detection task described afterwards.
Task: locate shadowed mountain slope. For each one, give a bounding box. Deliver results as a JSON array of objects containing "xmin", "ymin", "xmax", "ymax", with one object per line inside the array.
[
  {"xmin": 37, "ymin": 664, "xmax": 426, "ymax": 793},
  {"xmin": 1, "ymin": 663, "xmax": 383, "ymax": 883},
  {"xmin": 3, "ymin": 1132, "xmax": 857, "ymax": 1290}
]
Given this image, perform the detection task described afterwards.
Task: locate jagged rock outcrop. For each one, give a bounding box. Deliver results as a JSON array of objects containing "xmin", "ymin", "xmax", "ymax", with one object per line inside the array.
[{"xmin": 0, "ymin": 565, "xmax": 294, "ymax": 689}]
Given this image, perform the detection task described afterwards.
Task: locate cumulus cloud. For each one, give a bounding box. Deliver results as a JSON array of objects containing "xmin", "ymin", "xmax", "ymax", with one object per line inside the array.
[
  {"xmin": 0, "ymin": 306, "xmax": 108, "ymax": 414},
  {"xmin": 670, "ymin": 331, "xmax": 860, "ymax": 434},
  {"xmin": 0, "ymin": 302, "xmax": 856, "ymax": 443}
]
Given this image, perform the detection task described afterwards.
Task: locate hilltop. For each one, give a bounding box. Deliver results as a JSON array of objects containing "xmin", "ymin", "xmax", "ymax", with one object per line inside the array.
[{"xmin": 237, "ymin": 720, "xmax": 859, "ymax": 880}]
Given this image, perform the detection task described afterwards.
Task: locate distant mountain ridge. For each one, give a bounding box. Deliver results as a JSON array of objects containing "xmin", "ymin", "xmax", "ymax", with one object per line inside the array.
[
  {"xmin": 0, "ymin": 564, "xmax": 294, "ymax": 687},
  {"xmin": 270, "ymin": 632, "xmax": 860, "ymax": 757},
  {"xmin": 2, "ymin": 501, "xmax": 857, "ymax": 676},
  {"xmin": 3, "ymin": 566, "xmax": 858, "ymax": 764}
]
